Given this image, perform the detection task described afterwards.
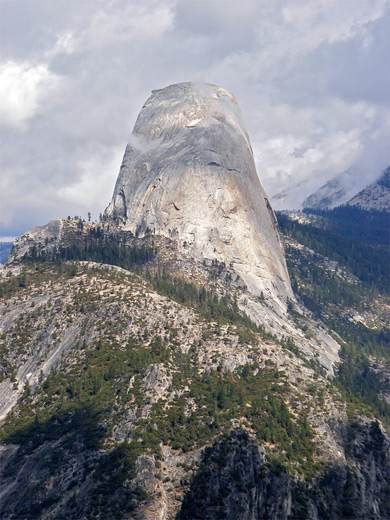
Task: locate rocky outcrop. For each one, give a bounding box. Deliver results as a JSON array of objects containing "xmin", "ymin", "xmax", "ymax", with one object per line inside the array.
[
  {"xmin": 178, "ymin": 430, "xmax": 292, "ymax": 520},
  {"xmin": 105, "ymin": 82, "xmax": 293, "ymax": 305},
  {"xmin": 6, "ymin": 219, "xmax": 82, "ymax": 268},
  {"xmin": 178, "ymin": 425, "xmax": 390, "ymax": 520},
  {"xmin": 6, "ymin": 220, "xmax": 63, "ymax": 267},
  {"xmin": 6, "ymin": 83, "xmax": 293, "ymax": 307}
]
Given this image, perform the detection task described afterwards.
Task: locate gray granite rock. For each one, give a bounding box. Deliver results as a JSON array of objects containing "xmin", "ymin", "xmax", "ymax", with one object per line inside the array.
[{"xmin": 105, "ymin": 83, "xmax": 293, "ymax": 306}]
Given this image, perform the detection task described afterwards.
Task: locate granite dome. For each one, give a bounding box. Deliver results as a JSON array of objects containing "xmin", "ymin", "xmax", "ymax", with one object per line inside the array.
[{"xmin": 105, "ymin": 83, "xmax": 293, "ymax": 304}]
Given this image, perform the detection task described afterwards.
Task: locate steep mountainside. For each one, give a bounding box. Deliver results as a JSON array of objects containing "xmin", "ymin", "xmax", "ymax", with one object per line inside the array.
[
  {"xmin": 1, "ymin": 84, "xmax": 389, "ymax": 519},
  {"xmin": 302, "ymin": 167, "xmax": 366, "ymax": 210},
  {"xmin": 277, "ymin": 212, "xmax": 390, "ymax": 413},
  {"xmin": 346, "ymin": 167, "xmax": 390, "ymax": 212},
  {"xmin": 1, "ymin": 218, "xmax": 340, "ymax": 422}
]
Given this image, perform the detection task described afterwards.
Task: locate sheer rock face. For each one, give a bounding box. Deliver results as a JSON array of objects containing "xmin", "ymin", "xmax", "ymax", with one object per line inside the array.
[{"xmin": 105, "ymin": 83, "xmax": 293, "ymax": 305}]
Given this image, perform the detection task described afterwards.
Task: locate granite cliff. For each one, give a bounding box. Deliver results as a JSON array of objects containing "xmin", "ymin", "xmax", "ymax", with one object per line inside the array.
[{"xmin": 104, "ymin": 83, "xmax": 292, "ymax": 305}]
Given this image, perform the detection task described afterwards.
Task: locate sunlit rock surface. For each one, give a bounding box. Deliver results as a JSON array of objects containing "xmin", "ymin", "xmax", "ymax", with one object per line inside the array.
[{"xmin": 105, "ymin": 82, "xmax": 293, "ymax": 306}]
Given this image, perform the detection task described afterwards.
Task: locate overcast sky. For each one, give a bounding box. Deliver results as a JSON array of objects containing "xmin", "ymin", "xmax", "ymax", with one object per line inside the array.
[{"xmin": 1, "ymin": 0, "xmax": 389, "ymax": 240}]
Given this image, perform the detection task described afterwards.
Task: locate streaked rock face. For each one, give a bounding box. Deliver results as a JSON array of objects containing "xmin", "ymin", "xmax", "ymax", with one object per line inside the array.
[{"xmin": 105, "ymin": 83, "xmax": 293, "ymax": 304}]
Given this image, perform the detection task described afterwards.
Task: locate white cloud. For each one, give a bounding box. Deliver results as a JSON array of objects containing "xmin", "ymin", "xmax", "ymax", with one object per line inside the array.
[
  {"xmin": 280, "ymin": 0, "xmax": 387, "ymax": 46},
  {"xmin": 45, "ymin": 32, "xmax": 76, "ymax": 59},
  {"xmin": 0, "ymin": 143, "xmax": 123, "ymax": 236},
  {"xmin": 48, "ymin": 1, "xmax": 175, "ymax": 58},
  {"xmin": 0, "ymin": 61, "xmax": 63, "ymax": 130},
  {"xmin": 250, "ymin": 97, "xmax": 387, "ymax": 205},
  {"xmin": 56, "ymin": 143, "xmax": 124, "ymax": 214},
  {"xmin": 210, "ymin": 0, "xmax": 389, "ymax": 88}
]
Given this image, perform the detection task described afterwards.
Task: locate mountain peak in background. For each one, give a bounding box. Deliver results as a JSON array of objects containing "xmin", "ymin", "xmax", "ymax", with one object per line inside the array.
[
  {"xmin": 302, "ymin": 166, "xmax": 390, "ymax": 212},
  {"xmin": 105, "ymin": 82, "xmax": 292, "ymax": 303},
  {"xmin": 346, "ymin": 166, "xmax": 390, "ymax": 212},
  {"xmin": 302, "ymin": 167, "xmax": 366, "ymax": 210}
]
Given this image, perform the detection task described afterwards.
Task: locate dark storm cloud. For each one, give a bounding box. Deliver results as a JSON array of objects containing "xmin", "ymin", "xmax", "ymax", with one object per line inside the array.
[{"xmin": 1, "ymin": 0, "xmax": 389, "ymax": 239}]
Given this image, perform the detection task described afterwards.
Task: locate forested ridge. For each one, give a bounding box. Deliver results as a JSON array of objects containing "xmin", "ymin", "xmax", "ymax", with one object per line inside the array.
[
  {"xmin": 278, "ymin": 210, "xmax": 390, "ymax": 424},
  {"xmin": 302, "ymin": 205, "xmax": 389, "ymax": 249},
  {"xmin": 277, "ymin": 211, "xmax": 389, "ymax": 293}
]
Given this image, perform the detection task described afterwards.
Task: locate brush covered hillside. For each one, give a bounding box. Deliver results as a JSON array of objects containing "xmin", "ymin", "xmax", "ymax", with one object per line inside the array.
[{"xmin": 0, "ymin": 216, "xmax": 389, "ymax": 520}]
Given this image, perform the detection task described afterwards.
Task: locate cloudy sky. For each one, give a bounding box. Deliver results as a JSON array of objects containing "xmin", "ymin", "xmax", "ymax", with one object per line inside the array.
[{"xmin": 1, "ymin": 0, "xmax": 389, "ymax": 240}]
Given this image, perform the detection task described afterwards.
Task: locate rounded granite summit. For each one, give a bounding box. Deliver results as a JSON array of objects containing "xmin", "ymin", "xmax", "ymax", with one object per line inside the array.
[{"xmin": 105, "ymin": 82, "xmax": 293, "ymax": 305}]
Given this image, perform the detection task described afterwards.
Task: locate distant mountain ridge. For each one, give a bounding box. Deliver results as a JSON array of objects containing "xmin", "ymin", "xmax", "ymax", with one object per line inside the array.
[
  {"xmin": 302, "ymin": 167, "xmax": 373, "ymax": 210},
  {"xmin": 0, "ymin": 242, "xmax": 13, "ymax": 265},
  {"xmin": 346, "ymin": 167, "xmax": 390, "ymax": 212},
  {"xmin": 303, "ymin": 166, "xmax": 390, "ymax": 212}
]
